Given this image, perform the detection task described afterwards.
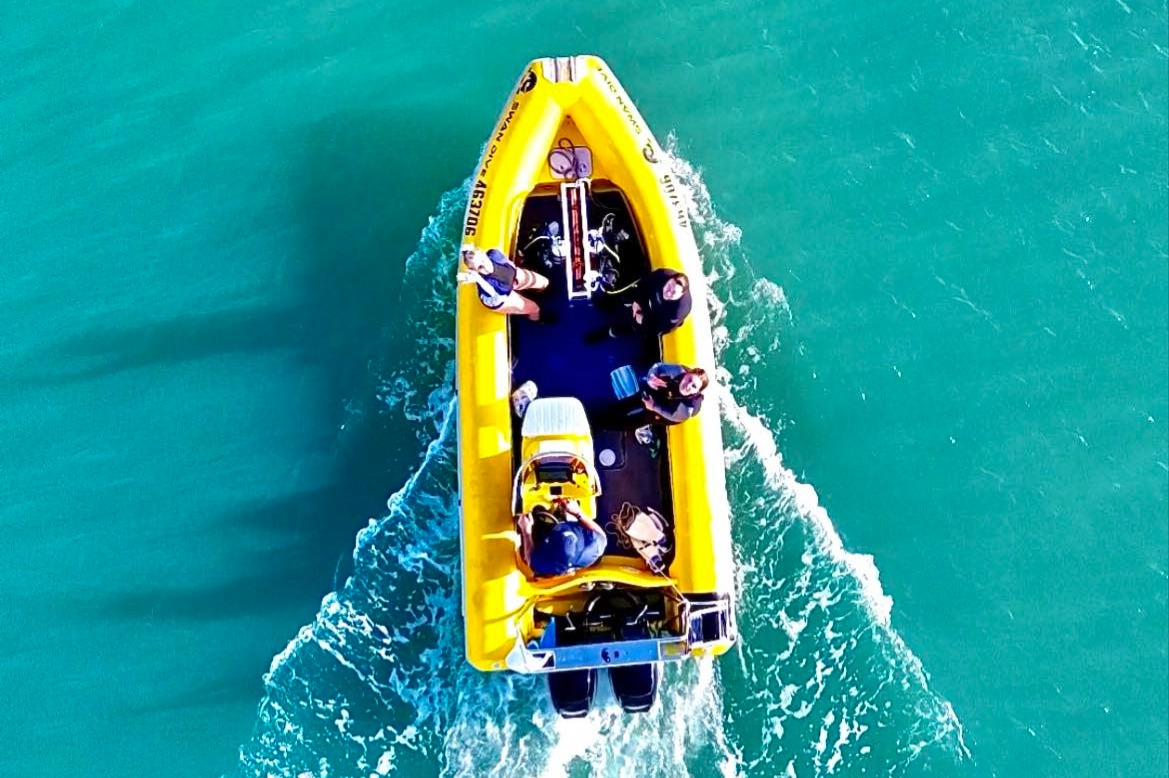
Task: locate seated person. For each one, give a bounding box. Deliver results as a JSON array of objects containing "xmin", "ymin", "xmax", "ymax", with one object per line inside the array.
[
  {"xmin": 459, "ymin": 244, "xmax": 550, "ymax": 321},
  {"xmin": 516, "ymin": 498, "xmax": 607, "ymax": 577},
  {"xmin": 589, "ymin": 269, "xmax": 692, "ymax": 340},
  {"xmin": 606, "ymin": 362, "xmax": 708, "ymax": 428}
]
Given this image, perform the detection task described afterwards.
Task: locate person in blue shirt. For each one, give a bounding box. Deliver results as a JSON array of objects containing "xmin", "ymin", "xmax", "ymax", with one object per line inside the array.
[
  {"xmin": 460, "ymin": 244, "xmax": 550, "ymax": 320},
  {"xmin": 517, "ymin": 498, "xmax": 608, "ymax": 577}
]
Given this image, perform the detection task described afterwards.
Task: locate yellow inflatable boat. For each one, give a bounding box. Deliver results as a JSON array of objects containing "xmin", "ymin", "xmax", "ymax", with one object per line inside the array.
[{"xmin": 456, "ymin": 55, "xmax": 736, "ymax": 716}]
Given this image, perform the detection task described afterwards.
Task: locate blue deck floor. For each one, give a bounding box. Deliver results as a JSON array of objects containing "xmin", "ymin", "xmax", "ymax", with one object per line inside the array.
[{"xmin": 508, "ymin": 190, "xmax": 675, "ymax": 562}]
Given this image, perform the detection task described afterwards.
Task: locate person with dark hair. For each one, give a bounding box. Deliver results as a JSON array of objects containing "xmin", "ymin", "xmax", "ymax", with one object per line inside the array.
[
  {"xmin": 589, "ymin": 269, "xmax": 692, "ymax": 340},
  {"xmin": 606, "ymin": 362, "xmax": 709, "ymax": 428},
  {"xmin": 516, "ymin": 498, "xmax": 607, "ymax": 577}
]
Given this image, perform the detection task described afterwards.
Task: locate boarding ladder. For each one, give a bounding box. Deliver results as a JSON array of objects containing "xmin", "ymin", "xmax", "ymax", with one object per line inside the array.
[{"xmin": 560, "ymin": 179, "xmax": 594, "ymax": 300}]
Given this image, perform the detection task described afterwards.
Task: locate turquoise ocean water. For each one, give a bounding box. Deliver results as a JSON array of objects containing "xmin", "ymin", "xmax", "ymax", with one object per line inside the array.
[{"xmin": 1, "ymin": 1, "xmax": 1165, "ymax": 776}]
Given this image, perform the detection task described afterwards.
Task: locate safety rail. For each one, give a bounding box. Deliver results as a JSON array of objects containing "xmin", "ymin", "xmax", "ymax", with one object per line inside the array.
[{"xmin": 504, "ymin": 599, "xmax": 733, "ymax": 674}]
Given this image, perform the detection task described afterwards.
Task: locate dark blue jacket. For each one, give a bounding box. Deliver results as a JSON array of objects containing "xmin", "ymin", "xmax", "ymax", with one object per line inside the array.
[{"xmin": 529, "ymin": 521, "xmax": 606, "ymax": 576}]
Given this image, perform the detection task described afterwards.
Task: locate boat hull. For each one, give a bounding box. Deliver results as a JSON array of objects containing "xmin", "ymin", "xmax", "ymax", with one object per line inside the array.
[{"xmin": 456, "ymin": 55, "xmax": 735, "ymax": 672}]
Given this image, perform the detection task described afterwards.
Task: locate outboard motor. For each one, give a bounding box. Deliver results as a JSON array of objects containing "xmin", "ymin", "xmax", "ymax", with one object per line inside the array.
[
  {"xmin": 548, "ymin": 669, "xmax": 596, "ymax": 718},
  {"xmin": 609, "ymin": 662, "xmax": 659, "ymax": 714},
  {"xmin": 587, "ymin": 589, "xmax": 662, "ymax": 714}
]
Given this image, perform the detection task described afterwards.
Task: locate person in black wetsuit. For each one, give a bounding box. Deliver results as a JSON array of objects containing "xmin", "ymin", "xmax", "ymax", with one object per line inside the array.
[
  {"xmin": 589, "ymin": 269, "xmax": 692, "ymax": 340},
  {"xmin": 605, "ymin": 362, "xmax": 709, "ymax": 428}
]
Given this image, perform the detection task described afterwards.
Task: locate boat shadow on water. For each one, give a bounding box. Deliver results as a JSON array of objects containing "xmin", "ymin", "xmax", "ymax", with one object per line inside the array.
[{"xmin": 53, "ymin": 109, "xmax": 482, "ymax": 715}]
